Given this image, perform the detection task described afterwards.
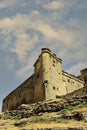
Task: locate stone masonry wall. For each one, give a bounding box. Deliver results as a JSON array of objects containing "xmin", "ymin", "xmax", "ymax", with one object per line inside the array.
[
  {"xmin": 2, "ymin": 75, "xmax": 34, "ymax": 111},
  {"xmin": 81, "ymin": 68, "xmax": 87, "ymax": 86},
  {"xmin": 62, "ymin": 71, "xmax": 84, "ymax": 95},
  {"xmin": 34, "ymin": 53, "xmax": 45, "ymax": 102}
]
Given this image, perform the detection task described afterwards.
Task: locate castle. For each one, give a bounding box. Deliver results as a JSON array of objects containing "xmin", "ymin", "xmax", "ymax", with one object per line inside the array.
[{"xmin": 2, "ymin": 48, "xmax": 87, "ymax": 111}]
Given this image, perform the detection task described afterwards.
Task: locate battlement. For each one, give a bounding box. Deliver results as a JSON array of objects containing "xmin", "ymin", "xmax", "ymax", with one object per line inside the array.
[
  {"xmin": 34, "ymin": 48, "xmax": 62, "ymax": 67},
  {"xmin": 41, "ymin": 48, "xmax": 62, "ymax": 63}
]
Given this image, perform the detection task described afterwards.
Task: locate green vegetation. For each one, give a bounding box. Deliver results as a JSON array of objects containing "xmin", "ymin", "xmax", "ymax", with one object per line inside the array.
[
  {"xmin": 2, "ymin": 103, "xmax": 87, "ymax": 124},
  {"xmin": 60, "ymin": 103, "xmax": 87, "ymax": 112},
  {"xmin": 3, "ymin": 115, "xmax": 20, "ymax": 120},
  {"xmin": 30, "ymin": 116, "xmax": 68, "ymax": 123}
]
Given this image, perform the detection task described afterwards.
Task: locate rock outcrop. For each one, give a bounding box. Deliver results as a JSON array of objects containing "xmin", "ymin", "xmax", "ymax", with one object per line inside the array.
[
  {"xmin": 4, "ymin": 87, "xmax": 87, "ymax": 119},
  {"xmin": 1, "ymin": 87, "xmax": 87, "ymax": 130},
  {"xmin": 4, "ymin": 98, "xmax": 87, "ymax": 121}
]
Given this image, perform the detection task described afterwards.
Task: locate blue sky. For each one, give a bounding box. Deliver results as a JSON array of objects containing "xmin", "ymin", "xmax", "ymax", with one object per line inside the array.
[{"xmin": 0, "ymin": 0, "xmax": 87, "ymax": 111}]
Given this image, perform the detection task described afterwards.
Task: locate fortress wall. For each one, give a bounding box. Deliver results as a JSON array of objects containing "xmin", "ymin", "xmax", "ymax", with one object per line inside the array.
[
  {"xmin": 81, "ymin": 68, "xmax": 87, "ymax": 86},
  {"xmin": 34, "ymin": 55, "xmax": 45, "ymax": 102},
  {"xmin": 2, "ymin": 75, "xmax": 34, "ymax": 111},
  {"xmin": 62, "ymin": 71, "xmax": 84, "ymax": 94}
]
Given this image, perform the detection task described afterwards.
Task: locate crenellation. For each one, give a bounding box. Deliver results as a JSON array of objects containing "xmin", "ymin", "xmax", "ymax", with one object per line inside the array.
[
  {"xmin": 2, "ymin": 48, "xmax": 86, "ymax": 111},
  {"xmin": 41, "ymin": 48, "xmax": 62, "ymax": 63}
]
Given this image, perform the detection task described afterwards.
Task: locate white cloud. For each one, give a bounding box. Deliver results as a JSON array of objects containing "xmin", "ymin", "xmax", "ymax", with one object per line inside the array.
[
  {"xmin": 0, "ymin": 11, "xmax": 86, "ymax": 48},
  {"xmin": 1, "ymin": 9, "xmax": 85, "ymax": 51},
  {"xmin": 31, "ymin": 10, "xmax": 40, "ymax": 15},
  {"xmin": 16, "ymin": 49, "xmax": 40, "ymax": 78},
  {"xmin": 12, "ymin": 33, "xmax": 39, "ymax": 62},
  {"xmin": 0, "ymin": 0, "xmax": 29, "ymax": 9},
  {"xmin": 43, "ymin": 1, "xmax": 63, "ymax": 10},
  {"xmin": 66, "ymin": 62, "xmax": 87, "ymax": 76},
  {"xmin": 0, "ymin": 0, "xmax": 15, "ymax": 9},
  {"xmin": 0, "ymin": 14, "xmax": 29, "ymax": 32},
  {"xmin": 0, "ymin": 17, "xmax": 14, "ymax": 30},
  {"xmin": 36, "ymin": 0, "xmax": 78, "ymax": 12},
  {"xmin": 0, "ymin": 13, "xmax": 39, "ymax": 62},
  {"xmin": 32, "ymin": 22, "xmax": 76, "ymax": 44}
]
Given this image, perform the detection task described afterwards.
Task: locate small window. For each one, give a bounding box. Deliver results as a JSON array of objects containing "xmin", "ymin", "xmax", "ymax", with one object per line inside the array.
[
  {"xmin": 71, "ymin": 81, "xmax": 74, "ymax": 84},
  {"xmin": 53, "ymin": 64, "xmax": 55, "ymax": 67},
  {"xmin": 33, "ymin": 86, "xmax": 34, "ymax": 90},
  {"xmin": 68, "ymin": 79, "xmax": 70, "ymax": 83},
  {"xmin": 37, "ymin": 74, "xmax": 39, "ymax": 78},
  {"xmin": 56, "ymin": 95, "xmax": 61, "ymax": 99},
  {"xmin": 53, "ymin": 86, "xmax": 56, "ymax": 90},
  {"xmin": 53, "ymin": 60, "xmax": 55, "ymax": 63}
]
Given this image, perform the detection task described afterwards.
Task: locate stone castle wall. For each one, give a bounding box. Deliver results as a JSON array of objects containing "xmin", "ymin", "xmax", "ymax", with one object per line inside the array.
[
  {"xmin": 2, "ymin": 75, "xmax": 34, "ymax": 111},
  {"xmin": 33, "ymin": 53, "xmax": 45, "ymax": 102},
  {"xmin": 81, "ymin": 68, "xmax": 87, "ymax": 86},
  {"xmin": 2, "ymin": 48, "xmax": 86, "ymax": 111},
  {"xmin": 62, "ymin": 71, "xmax": 84, "ymax": 94}
]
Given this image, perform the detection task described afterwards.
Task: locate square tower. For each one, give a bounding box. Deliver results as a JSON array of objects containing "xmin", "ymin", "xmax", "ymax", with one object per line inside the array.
[{"xmin": 33, "ymin": 48, "xmax": 63, "ymax": 101}]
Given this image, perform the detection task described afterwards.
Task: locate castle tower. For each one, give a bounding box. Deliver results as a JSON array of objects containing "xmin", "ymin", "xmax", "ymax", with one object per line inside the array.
[
  {"xmin": 42, "ymin": 48, "xmax": 63, "ymax": 100},
  {"xmin": 81, "ymin": 68, "xmax": 87, "ymax": 86},
  {"xmin": 33, "ymin": 48, "xmax": 63, "ymax": 101}
]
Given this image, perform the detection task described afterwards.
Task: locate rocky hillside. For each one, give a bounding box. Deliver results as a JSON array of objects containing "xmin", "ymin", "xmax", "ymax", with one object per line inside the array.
[{"xmin": 0, "ymin": 86, "xmax": 87, "ymax": 130}]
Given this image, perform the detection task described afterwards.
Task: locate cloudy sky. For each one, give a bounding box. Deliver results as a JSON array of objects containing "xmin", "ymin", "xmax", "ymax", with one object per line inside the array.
[{"xmin": 0, "ymin": 0, "xmax": 87, "ymax": 111}]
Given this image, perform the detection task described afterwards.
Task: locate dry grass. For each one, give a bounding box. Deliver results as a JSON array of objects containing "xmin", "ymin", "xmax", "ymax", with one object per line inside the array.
[
  {"xmin": 1, "ymin": 118, "xmax": 87, "ymax": 130},
  {"xmin": 0, "ymin": 106, "xmax": 87, "ymax": 130}
]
